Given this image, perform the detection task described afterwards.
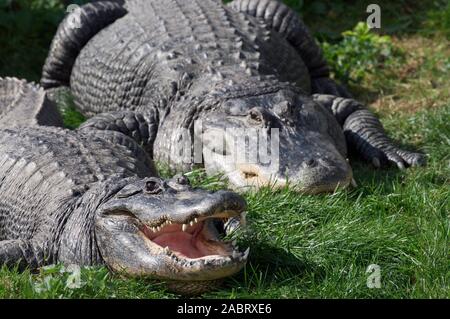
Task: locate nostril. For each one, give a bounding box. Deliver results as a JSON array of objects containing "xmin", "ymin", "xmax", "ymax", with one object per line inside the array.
[
  {"xmin": 176, "ymin": 174, "xmax": 190, "ymax": 186},
  {"xmin": 242, "ymin": 171, "xmax": 258, "ymax": 179},
  {"xmin": 305, "ymin": 159, "xmax": 317, "ymax": 167}
]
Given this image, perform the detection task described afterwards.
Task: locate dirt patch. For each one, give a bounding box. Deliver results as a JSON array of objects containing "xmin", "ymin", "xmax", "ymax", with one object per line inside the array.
[{"xmin": 361, "ymin": 36, "xmax": 449, "ymax": 115}]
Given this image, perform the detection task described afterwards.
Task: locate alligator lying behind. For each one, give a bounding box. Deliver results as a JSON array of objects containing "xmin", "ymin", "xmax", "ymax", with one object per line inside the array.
[
  {"xmin": 42, "ymin": 0, "xmax": 425, "ymax": 193},
  {"xmin": 0, "ymin": 78, "xmax": 248, "ymax": 295}
]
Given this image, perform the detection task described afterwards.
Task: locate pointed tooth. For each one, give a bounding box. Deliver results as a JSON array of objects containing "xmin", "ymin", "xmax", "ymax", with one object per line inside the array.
[
  {"xmin": 351, "ymin": 178, "xmax": 358, "ymax": 188},
  {"xmin": 190, "ymin": 221, "xmax": 194, "ymax": 226},
  {"xmin": 243, "ymin": 247, "xmax": 250, "ymax": 259},
  {"xmin": 194, "ymin": 218, "xmax": 198, "ymax": 223},
  {"xmin": 182, "ymin": 224, "xmax": 188, "ymax": 232},
  {"xmin": 152, "ymin": 227, "xmax": 157, "ymax": 232}
]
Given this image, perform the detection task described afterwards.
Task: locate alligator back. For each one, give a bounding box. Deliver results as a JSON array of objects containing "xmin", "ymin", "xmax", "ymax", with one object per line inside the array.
[
  {"xmin": 0, "ymin": 126, "xmax": 152, "ymax": 243},
  {"xmin": 70, "ymin": 0, "xmax": 310, "ymax": 116}
]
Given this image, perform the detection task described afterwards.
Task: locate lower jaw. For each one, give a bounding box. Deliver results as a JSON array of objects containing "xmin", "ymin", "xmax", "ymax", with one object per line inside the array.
[{"xmin": 230, "ymin": 178, "xmax": 352, "ymax": 194}]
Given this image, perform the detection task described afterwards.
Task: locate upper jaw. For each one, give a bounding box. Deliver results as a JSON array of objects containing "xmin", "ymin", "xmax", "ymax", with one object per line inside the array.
[{"xmin": 100, "ymin": 189, "xmax": 247, "ymax": 222}]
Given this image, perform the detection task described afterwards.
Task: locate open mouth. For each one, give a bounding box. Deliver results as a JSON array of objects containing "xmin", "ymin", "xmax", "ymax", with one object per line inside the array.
[{"xmin": 138, "ymin": 211, "xmax": 248, "ymax": 264}]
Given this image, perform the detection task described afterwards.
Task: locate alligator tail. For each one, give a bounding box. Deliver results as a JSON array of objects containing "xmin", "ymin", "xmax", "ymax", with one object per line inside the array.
[{"xmin": 41, "ymin": 1, "xmax": 127, "ymax": 89}]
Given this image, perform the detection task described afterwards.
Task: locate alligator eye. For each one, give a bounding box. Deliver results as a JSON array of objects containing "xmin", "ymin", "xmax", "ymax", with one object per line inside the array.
[
  {"xmin": 145, "ymin": 180, "xmax": 162, "ymax": 194},
  {"xmin": 177, "ymin": 175, "xmax": 190, "ymax": 185},
  {"xmin": 248, "ymin": 110, "xmax": 263, "ymax": 124}
]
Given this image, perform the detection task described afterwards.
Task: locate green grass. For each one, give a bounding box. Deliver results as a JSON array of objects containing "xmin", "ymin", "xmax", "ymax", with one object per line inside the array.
[{"xmin": 0, "ymin": 0, "xmax": 449, "ymax": 299}]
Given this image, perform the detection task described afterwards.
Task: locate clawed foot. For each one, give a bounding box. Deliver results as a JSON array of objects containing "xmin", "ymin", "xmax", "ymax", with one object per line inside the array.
[{"xmin": 368, "ymin": 146, "xmax": 427, "ymax": 170}]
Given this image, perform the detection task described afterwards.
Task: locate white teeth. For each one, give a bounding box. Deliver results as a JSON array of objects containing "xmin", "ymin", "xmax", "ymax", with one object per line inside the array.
[
  {"xmin": 190, "ymin": 221, "xmax": 194, "ymax": 226},
  {"xmin": 194, "ymin": 218, "xmax": 198, "ymax": 223},
  {"xmin": 243, "ymin": 247, "xmax": 250, "ymax": 259},
  {"xmin": 232, "ymin": 250, "xmax": 239, "ymax": 259},
  {"xmin": 351, "ymin": 178, "xmax": 358, "ymax": 187},
  {"xmin": 182, "ymin": 224, "xmax": 188, "ymax": 232},
  {"xmin": 152, "ymin": 227, "xmax": 156, "ymax": 233}
]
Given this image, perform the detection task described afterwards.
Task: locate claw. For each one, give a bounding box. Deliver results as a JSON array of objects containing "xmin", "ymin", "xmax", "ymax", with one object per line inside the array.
[
  {"xmin": 388, "ymin": 152, "xmax": 406, "ymax": 170},
  {"xmin": 396, "ymin": 160, "xmax": 406, "ymax": 170},
  {"xmin": 408, "ymin": 153, "xmax": 427, "ymax": 167},
  {"xmin": 372, "ymin": 157, "xmax": 381, "ymax": 168}
]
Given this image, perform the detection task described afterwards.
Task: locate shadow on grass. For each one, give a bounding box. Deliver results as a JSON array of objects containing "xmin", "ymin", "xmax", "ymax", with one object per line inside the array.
[{"xmin": 223, "ymin": 242, "xmax": 326, "ymax": 291}]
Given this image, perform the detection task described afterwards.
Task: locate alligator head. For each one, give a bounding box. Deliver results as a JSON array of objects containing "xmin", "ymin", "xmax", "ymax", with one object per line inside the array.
[
  {"xmin": 197, "ymin": 87, "xmax": 353, "ymax": 194},
  {"xmin": 95, "ymin": 176, "xmax": 248, "ymax": 295}
]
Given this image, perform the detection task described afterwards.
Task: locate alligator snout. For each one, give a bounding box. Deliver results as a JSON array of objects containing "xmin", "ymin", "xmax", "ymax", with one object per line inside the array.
[{"xmin": 235, "ymin": 155, "xmax": 353, "ymax": 194}]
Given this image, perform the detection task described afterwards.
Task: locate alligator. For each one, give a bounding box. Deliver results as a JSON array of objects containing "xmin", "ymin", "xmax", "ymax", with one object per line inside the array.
[
  {"xmin": 41, "ymin": 0, "xmax": 426, "ymax": 194},
  {"xmin": 0, "ymin": 78, "xmax": 248, "ymax": 295}
]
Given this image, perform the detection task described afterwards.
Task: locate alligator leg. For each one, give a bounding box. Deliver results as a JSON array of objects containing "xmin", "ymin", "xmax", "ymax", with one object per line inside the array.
[
  {"xmin": 0, "ymin": 240, "xmax": 45, "ymax": 270},
  {"xmin": 0, "ymin": 77, "xmax": 62, "ymax": 128},
  {"xmin": 313, "ymin": 94, "xmax": 426, "ymax": 168},
  {"xmin": 77, "ymin": 109, "xmax": 159, "ymax": 158},
  {"xmin": 41, "ymin": 1, "xmax": 127, "ymax": 89},
  {"xmin": 227, "ymin": 0, "xmax": 351, "ymax": 97}
]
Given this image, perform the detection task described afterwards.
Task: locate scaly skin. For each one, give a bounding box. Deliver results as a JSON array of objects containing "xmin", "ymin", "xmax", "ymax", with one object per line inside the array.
[
  {"xmin": 0, "ymin": 79, "xmax": 248, "ymax": 295},
  {"xmin": 41, "ymin": 0, "xmax": 426, "ymax": 193},
  {"xmin": 0, "ymin": 77, "xmax": 62, "ymax": 127}
]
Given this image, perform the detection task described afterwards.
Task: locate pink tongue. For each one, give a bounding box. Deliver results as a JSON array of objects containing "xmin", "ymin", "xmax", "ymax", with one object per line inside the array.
[{"xmin": 153, "ymin": 232, "xmax": 204, "ymax": 258}]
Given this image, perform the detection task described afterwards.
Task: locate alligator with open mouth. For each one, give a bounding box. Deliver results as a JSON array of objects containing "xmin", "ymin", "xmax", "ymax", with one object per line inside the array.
[
  {"xmin": 0, "ymin": 78, "xmax": 248, "ymax": 295},
  {"xmin": 41, "ymin": 0, "xmax": 426, "ymax": 193}
]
